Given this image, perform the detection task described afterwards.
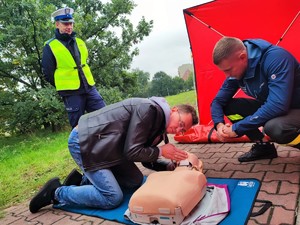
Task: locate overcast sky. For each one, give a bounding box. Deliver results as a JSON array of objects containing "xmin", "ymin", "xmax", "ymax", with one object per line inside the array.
[{"xmin": 129, "ymin": 0, "xmax": 210, "ymax": 77}]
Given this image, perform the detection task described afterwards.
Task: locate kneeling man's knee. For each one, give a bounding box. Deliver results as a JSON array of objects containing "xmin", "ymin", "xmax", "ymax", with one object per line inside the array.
[
  {"xmin": 105, "ymin": 191, "xmax": 124, "ymax": 209},
  {"xmin": 264, "ymin": 120, "xmax": 289, "ymax": 144}
]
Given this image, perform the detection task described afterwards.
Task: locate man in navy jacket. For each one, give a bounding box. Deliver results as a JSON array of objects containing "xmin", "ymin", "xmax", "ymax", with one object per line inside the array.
[{"xmin": 211, "ymin": 37, "xmax": 300, "ymax": 162}]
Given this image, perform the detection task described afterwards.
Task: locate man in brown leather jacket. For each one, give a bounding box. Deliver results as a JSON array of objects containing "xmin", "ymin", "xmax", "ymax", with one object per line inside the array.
[{"xmin": 30, "ymin": 97, "xmax": 198, "ymax": 213}]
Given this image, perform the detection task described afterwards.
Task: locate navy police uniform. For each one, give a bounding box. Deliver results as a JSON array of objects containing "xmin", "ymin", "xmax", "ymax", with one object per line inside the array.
[
  {"xmin": 42, "ymin": 7, "xmax": 105, "ymax": 128},
  {"xmin": 211, "ymin": 39, "xmax": 300, "ymax": 148}
]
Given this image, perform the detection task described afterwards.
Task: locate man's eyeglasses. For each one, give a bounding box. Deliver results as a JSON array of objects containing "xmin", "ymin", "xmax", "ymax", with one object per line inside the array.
[{"xmin": 178, "ymin": 112, "xmax": 186, "ymax": 135}]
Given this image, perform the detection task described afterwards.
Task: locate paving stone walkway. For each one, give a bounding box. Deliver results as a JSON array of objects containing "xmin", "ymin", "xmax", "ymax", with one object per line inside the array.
[{"xmin": 1, "ymin": 137, "xmax": 299, "ymax": 225}]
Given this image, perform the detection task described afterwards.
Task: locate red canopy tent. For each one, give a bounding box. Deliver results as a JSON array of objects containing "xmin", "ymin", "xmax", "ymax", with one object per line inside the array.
[{"xmin": 175, "ymin": 0, "xmax": 300, "ymax": 143}]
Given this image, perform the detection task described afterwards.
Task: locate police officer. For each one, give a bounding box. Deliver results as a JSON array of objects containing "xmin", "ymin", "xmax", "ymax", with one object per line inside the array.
[{"xmin": 42, "ymin": 7, "xmax": 105, "ymax": 128}]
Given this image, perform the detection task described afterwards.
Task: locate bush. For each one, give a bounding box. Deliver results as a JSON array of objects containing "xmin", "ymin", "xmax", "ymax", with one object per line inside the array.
[
  {"xmin": 4, "ymin": 86, "xmax": 68, "ymax": 134},
  {"xmin": 97, "ymin": 86, "xmax": 124, "ymax": 105},
  {"xmin": 36, "ymin": 87, "xmax": 69, "ymax": 131}
]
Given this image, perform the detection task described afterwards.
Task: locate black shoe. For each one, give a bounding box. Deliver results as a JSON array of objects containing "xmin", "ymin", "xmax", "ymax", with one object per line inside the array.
[
  {"xmin": 29, "ymin": 177, "xmax": 61, "ymax": 213},
  {"xmin": 238, "ymin": 142, "xmax": 278, "ymax": 162},
  {"xmin": 63, "ymin": 169, "xmax": 82, "ymax": 186}
]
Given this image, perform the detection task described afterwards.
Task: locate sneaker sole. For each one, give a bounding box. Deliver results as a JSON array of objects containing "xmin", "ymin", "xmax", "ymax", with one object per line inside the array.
[{"xmin": 238, "ymin": 154, "xmax": 278, "ymax": 162}]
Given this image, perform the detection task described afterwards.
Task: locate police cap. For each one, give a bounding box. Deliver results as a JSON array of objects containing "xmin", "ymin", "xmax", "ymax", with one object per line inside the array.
[{"xmin": 51, "ymin": 7, "xmax": 74, "ymax": 23}]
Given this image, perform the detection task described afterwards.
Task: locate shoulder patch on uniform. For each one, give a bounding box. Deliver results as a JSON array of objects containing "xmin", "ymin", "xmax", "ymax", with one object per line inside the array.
[{"xmin": 44, "ymin": 37, "xmax": 56, "ymax": 45}]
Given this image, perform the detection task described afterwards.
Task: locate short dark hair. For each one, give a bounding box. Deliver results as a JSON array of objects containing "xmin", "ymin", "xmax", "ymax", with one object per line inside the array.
[
  {"xmin": 213, "ymin": 37, "xmax": 246, "ymax": 65},
  {"xmin": 176, "ymin": 104, "xmax": 198, "ymax": 125}
]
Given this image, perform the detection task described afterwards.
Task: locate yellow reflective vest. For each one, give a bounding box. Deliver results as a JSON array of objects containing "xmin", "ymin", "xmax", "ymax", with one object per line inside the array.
[{"xmin": 48, "ymin": 38, "xmax": 95, "ymax": 91}]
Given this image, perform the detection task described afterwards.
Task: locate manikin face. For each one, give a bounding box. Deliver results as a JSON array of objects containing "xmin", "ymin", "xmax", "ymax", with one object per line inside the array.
[
  {"xmin": 166, "ymin": 107, "xmax": 193, "ymax": 135},
  {"xmin": 55, "ymin": 21, "xmax": 73, "ymax": 35},
  {"xmin": 217, "ymin": 50, "xmax": 248, "ymax": 80}
]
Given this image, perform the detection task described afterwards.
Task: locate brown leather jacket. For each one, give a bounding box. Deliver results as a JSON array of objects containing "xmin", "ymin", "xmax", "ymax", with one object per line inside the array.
[{"xmin": 78, "ymin": 98, "xmax": 166, "ymax": 171}]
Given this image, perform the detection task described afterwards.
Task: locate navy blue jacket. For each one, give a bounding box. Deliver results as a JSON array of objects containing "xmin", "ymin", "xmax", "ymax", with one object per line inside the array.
[
  {"xmin": 211, "ymin": 39, "xmax": 300, "ymax": 136},
  {"xmin": 42, "ymin": 29, "xmax": 94, "ymax": 96}
]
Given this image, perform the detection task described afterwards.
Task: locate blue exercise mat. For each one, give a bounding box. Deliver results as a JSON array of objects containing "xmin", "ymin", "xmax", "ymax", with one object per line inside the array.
[{"xmin": 54, "ymin": 177, "xmax": 261, "ymax": 225}]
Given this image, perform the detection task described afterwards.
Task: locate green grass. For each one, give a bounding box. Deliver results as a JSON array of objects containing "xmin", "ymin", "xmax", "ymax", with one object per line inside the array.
[
  {"xmin": 0, "ymin": 91, "xmax": 197, "ymax": 215},
  {"xmin": 0, "ymin": 130, "xmax": 76, "ymax": 212},
  {"xmin": 165, "ymin": 90, "xmax": 197, "ymax": 108}
]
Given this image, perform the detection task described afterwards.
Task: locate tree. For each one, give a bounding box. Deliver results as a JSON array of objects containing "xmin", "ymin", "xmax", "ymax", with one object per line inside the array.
[
  {"xmin": 170, "ymin": 76, "xmax": 185, "ymax": 94},
  {"xmin": 0, "ymin": 0, "xmax": 153, "ymax": 134},
  {"xmin": 131, "ymin": 69, "xmax": 150, "ymax": 97},
  {"xmin": 149, "ymin": 71, "xmax": 173, "ymax": 97},
  {"xmin": 184, "ymin": 72, "xmax": 195, "ymax": 91},
  {"xmin": 148, "ymin": 72, "xmax": 194, "ymax": 97}
]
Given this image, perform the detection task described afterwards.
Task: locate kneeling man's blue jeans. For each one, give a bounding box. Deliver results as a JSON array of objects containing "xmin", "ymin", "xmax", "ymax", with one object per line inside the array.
[{"xmin": 54, "ymin": 127, "xmax": 143, "ymax": 209}]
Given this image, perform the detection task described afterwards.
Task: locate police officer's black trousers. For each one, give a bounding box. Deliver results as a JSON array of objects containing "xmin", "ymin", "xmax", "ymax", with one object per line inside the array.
[
  {"xmin": 62, "ymin": 87, "xmax": 106, "ymax": 128},
  {"xmin": 224, "ymin": 98, "xmax": 300, "ymax": 149}
]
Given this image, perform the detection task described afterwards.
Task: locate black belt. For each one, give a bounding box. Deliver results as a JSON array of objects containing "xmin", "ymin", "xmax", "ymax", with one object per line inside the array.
[{"xmin": 74, "ymin": 64, "xmax": 85, "ymax": 69}]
